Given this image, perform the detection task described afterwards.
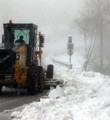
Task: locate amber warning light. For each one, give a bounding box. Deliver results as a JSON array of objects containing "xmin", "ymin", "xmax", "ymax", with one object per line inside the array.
[{"xmin": 9, "ymin": 20, "xmax": 12, "ymax": 23}]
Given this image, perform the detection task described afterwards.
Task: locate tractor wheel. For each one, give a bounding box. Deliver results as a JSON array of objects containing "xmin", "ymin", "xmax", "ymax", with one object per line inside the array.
[
  {"xmin": 27, "ymin": 66, "xmax": 44, "ymax": 95},
  {"xmin": 44, "ymin": 86, "xmax": 50, "ymax": 90},
  {"xmin": 37, "ymin": 66, "xmax": 44, "ymax": 93},
  {"xmin": 47, "ymin": 64, "xmax": 54, "ymax": 78},
  {"xmin": 0, "ymin": 86, "xmax": 3, "ymax": 93}
]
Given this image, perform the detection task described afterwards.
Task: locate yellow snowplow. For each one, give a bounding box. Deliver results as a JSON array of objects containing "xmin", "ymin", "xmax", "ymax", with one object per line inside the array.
[{"xmin": 0, "ymin": 20, "xmax": 56, "ymax": 95}]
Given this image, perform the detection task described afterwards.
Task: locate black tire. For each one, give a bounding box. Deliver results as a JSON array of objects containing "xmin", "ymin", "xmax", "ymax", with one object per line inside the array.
[
  {"xmin": 38, "ymin": 66, "xmax": 44, "ymax": 93},
  {"xmin": 27, "ymin": 66, "xmax": 44, "ymax": 95},
  {"xmin": 0, "ymin": 86, "xmax": 3, "ymax": 93},
  {"xmin": 47, "ymin": 64, "xmax": 54, "ymax": 78},
  {"xmin": 44, "ymin": 86, "xmax": 50, "ymax": 90}
]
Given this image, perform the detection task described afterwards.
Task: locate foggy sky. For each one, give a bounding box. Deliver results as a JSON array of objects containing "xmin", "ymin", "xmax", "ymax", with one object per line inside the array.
[{"xmin": 0, "ymin": 0, "xmax": 83, "ymax": 54}]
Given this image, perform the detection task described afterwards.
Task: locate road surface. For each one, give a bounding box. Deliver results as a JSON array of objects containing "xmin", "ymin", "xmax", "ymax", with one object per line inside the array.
[{"xmin": 0, "ymin": 87, "xmax": 48, "ymax": 120}]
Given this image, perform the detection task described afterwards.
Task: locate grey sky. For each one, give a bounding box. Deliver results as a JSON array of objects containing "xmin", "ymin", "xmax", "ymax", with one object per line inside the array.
[{"xmin": 0, "ymin": 0, "xmax": 83, "ymax": 42}]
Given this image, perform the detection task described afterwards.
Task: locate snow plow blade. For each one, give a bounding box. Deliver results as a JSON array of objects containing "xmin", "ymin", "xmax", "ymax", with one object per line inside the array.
[{"xmin": 44, "ymin": 78, "xmax": 63, "ymax": 89}]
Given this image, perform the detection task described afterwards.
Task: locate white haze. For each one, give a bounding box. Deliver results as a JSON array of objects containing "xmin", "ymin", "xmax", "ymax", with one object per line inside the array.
[{"xmin": 0, "ymin": 0, "xmax": 83, "ymax": 55}]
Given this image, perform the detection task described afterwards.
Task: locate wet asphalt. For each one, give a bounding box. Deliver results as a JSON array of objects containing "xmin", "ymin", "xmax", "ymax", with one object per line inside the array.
[{"xmin": 0, "ymin": 87, "xmax": 48, "ymax": 120}]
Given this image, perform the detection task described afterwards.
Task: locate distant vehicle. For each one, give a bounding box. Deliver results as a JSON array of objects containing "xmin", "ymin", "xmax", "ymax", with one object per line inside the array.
[{"xmin": 0, "ymin": 20, "xmax": 55, "ymax": 95}]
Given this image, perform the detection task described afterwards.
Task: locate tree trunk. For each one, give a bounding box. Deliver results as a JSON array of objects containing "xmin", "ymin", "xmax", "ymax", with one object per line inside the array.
[
  {"xmin": 99, "ymin": 14, "xmax": 104, "ymax": 71},
  {"xmin": 84, "ymin": 33, "xmax": 88, "ymax": 59}
]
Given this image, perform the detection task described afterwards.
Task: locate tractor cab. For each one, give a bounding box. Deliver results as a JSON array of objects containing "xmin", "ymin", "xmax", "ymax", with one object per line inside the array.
[
  {"xmin": 3, "ymin": 21, "xmax": 37, "ymax": 47},
  {"xmin": 2, "ymin": 22, "xmax": 38, "ymax": 65},
  {"xmin": 2, "ymin": 21, "xmax": 44, "ymax": 66}
]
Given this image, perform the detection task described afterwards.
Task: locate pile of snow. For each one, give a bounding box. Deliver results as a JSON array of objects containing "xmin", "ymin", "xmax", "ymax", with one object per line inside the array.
[
  {"xmin": 49, "ymin": 85, "xmax": 64, "ymax": 99},
  {"xmin": 11, "ymin": 51, "xmax": 110, "ymax": 120}
]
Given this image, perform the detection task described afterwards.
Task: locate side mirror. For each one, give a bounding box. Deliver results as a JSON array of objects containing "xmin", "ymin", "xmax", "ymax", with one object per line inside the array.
[
  {"xmin": 39, "ymin": 35, "xmax": 45, "ymax": 47},
  {"xmin": 2, "ymin": 35, "xmax": 4, "ymax": 43}
]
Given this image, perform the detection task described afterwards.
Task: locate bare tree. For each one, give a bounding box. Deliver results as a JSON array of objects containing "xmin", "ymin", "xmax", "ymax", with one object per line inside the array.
[
  {"xmin": 74, "ymin": 0, "xmax": 110, "ymax": 72},
  {"xmin": 74, "ymin": 11, "xmax": 97, "ymax": 70},
  {"xmin": 85, "ymin": 0, "xmax": 110, "ymax": 71}
]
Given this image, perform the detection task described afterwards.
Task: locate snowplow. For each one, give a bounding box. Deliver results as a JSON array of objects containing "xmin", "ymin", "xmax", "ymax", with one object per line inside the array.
[{"xmin": 0, "ymin": 20, "xmax": 58, "ymax": 95}]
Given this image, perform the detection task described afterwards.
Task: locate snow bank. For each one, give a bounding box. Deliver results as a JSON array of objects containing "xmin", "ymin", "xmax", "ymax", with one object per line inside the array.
[
  {"xmin": 11, "ymin": 51, "xmax": 110, "ymax": 120},
  {"xmin": 11, "ymin": 69, "xmax": 110, "ymax": 120},
  {"xmin": 49, "ymin": 85, "xmax": 64, "ymax": 98}
]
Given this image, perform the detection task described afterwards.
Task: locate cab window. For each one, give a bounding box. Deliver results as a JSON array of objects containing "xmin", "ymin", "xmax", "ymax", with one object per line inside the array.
[{"xmin": 13, "ymin": 29, "xmax": 30, "ymax": 45}]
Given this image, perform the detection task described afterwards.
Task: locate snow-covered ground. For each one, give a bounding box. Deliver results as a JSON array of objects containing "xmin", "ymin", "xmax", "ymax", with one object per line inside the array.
[{"xmin": 11, "ymin": 46, "xmax": 110, "ymax": 120}]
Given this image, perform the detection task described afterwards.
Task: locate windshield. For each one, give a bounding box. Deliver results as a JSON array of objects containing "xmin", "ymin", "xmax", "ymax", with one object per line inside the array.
[{"xmin": 13, "ymin": 29, "xmax": 30, "ymax": 46}]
